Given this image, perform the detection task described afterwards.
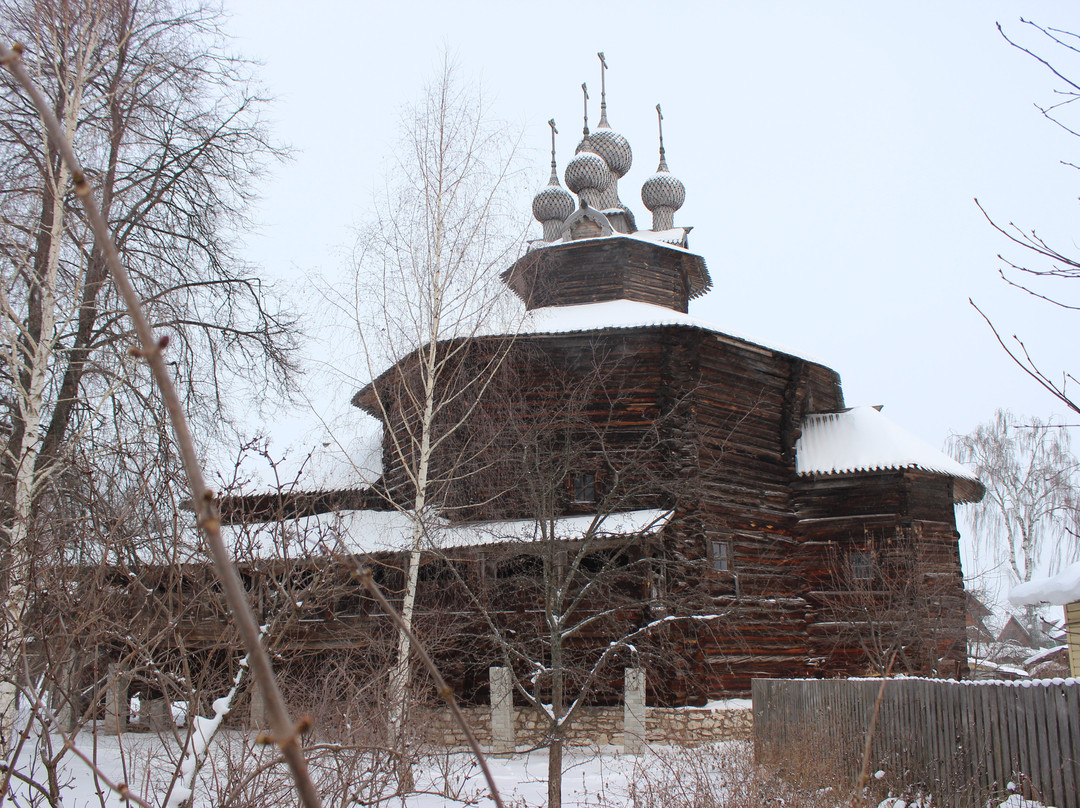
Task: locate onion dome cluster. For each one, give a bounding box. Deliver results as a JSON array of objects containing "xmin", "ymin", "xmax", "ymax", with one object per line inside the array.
[{"xmin": 531, "ymin": 61, "xmax": 689, "ymax": 240}]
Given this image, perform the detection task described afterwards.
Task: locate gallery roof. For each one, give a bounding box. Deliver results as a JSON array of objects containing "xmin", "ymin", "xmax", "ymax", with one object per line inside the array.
[{"xmin": 795, "ymin": 406, "xmax": 983, "ymax": 502}]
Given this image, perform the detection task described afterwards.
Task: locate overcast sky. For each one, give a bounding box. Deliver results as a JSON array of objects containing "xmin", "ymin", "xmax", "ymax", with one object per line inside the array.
[{"xmin": 219, "ymin": 0, "xmax": 1080, "ymax": 509}]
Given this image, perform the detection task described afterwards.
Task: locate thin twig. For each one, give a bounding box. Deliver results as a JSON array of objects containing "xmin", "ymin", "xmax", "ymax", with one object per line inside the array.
[
  {"xmin": 969, "ymin": 298, "xmax": 1080, "ymax": 417},
  {"xmin": 0, "ymin": 40, "xmax": 323, "ymax": 808}
]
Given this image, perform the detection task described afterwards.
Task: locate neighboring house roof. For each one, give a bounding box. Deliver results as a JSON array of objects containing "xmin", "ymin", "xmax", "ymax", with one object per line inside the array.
[
  {"xmin": 794, "ymin": 406, "xmax": 984, "ymax": 502},
  {"xmin": 965, "ymin": 590, "xmax": 993, "ymax": 619},
  {"xmin": 997, "ymin": 615, "xmax": 1034, "ymax": 647},
  {"xmin": 1024, "ymin": 644, "xmax": 1068, "ymax": 668},
  {"xmin": 221, "ymin": 508, "xmax": 675, "ymax": 559},
  {"xmin": 965, "ymin": 592, "xmax": 995, "ymax": 642},
  {"xmin": 967, "ymin": 657, "xmax": 1030, "ymax": 680},
  {"xmin": 1010, "ymin": 561, "xmax": 1080, "ymax": 606}
]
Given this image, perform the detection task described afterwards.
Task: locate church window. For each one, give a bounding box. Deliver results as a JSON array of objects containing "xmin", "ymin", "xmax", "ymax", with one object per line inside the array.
[
  {"xmin": 572, "ymin": 472, "xmax": 596, "ymax": 503},
  {"xmin": 851, "ymin": 552, "xmax": 875, "ymax": 581},
  {"xmin": 710, "ymin": 540, "xmax": 732, "ymax": 572}
]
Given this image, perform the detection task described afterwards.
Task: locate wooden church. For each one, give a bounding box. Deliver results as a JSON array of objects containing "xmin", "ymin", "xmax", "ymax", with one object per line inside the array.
[{"xmin": 194, "ymin": 67, "xmax": 984, "ymax": 710}]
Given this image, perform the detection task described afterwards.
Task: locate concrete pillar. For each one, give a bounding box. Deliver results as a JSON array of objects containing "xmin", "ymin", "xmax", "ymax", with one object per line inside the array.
[
  {"xmin": 103, "ymin": 663, "xmax": 129, "ymax": 735},
  {"xmin": 248, "ymin": 683, "xmax": 267, "ymax": 731},
  {"xmin": 489, "ymin": 666, "xmax": 515, "ymax": 755},
  {"xmin": 623, "ymin": 667, "xmax": 646, "ymax": 754}
]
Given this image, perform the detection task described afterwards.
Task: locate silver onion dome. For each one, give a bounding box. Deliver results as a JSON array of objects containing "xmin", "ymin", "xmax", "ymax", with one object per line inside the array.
[
  {"xmin": 531, "ymin": 182, "xmax": 574, "ymax": 230},
  {"xmin": 533, "ymin": 119, "xmax": 575, "ymax": 240},
  {"xmin": 565, "ymin": 149, "xmax": 612, "ymax": 199},
  {"xmin": 641, "ymin": 166, "xmax": 686, "ymax": 212},
  {"xmin": 588, "ymin": 126, "xmax": 632, "ymax": 178},
  {"xmin": 642, "ymin": 104, "xmax": 686, "ymax": 230}
]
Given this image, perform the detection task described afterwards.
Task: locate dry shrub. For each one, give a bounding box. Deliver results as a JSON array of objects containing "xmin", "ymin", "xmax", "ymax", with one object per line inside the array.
[
  {"xmin": 625, "ymin": 741, "xmax": 844, "ymax": 808},
  {"xmin": 191, "ymin": 730, "xmax": 403, "ymax": 808}
]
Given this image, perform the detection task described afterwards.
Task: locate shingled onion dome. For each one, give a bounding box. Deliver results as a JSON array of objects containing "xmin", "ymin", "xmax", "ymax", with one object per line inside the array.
[
  {"xmin": 565, "ymin": 140, "xmax": 612, "ymax": 209},
  {"xmin": 641, "ymin": 104, "xmax": 685, "ymax": 231},
  {"xmin": 587, "ymin": 125, "xmax": 632, "ymax": 179},
  {"xmin": 533, "ymin": 119, "xmax": 575, "ymax": 241}
]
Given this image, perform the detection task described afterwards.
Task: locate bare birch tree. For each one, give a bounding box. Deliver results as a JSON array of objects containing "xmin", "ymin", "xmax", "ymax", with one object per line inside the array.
[
  {"xmin": 0, "ymin": 0, "xmax": 295, "ymax": 760},
  {"xmin": 948, "ymin": 410, "xmax": 1079, "ymax": 611},
  {"xmin": 340, "ymin": 55, "xmax": 527, "ymax": 775}
]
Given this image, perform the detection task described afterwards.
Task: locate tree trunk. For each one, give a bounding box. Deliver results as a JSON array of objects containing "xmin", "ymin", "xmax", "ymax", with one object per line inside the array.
[
  {"xmin": 547, "ymin": 734, "xmax": 563, "ymax": 808},
  {"xmin": 548, "ymin": 620, "xmax": 565, "ymax": 808}
]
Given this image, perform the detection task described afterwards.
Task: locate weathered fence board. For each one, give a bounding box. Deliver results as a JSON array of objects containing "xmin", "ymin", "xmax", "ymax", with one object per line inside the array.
[{"xmin": 752, "ymin": 677, "xmax": 1080, "ymax": 808}]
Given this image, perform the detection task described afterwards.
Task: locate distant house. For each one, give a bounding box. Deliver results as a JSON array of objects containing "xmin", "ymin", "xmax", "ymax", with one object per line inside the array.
[
  {"xmin": 997, "ymin": 615, "xmax": 1035, "ymax": 648},
  {"xmin": 1010, "ymin": 562, "xmax": 1080, "ymax": 677},
  {"xmin": 966, "ymin": 591, "xmax": 995, "ymax": 644}
]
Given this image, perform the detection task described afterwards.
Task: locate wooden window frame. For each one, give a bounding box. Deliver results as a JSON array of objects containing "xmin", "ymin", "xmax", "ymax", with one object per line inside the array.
[
  {"xmin": 572, "ymin": 471, "xmax": 596, "ymax": 504},
  {"xmin": 851, "ymin": 551, "xmax": 875, "ymax": 582},
  {"xmin": 710, "ymin": 539, "xmax": 733, "ymax": 573}
]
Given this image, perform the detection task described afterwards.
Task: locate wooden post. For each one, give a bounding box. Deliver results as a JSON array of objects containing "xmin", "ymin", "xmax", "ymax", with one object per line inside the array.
[
  {"xmin": 489, "ymin": 666, "xmax": 514, "ymax": 755},
  {"xmin": 103, "ymin": 663, "xmax": 129, "ymax": 735},
  {"xmin": 53, "ymin": 657, "xmax": 77, "ymax": 732},
  {"xmin": 623, "ymin": 667, "xmax": 645, "ymax": 754}
]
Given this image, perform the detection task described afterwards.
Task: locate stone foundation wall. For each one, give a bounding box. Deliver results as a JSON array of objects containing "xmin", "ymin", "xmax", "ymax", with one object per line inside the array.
[{"xmin": 425, "ymin": 704, "xmax": 752, "ymax": 749}]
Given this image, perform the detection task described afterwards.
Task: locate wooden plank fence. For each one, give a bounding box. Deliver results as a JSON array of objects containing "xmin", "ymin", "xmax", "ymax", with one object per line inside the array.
[{"xmin": 752, "ymin": 677, "xmax": 1080, "ymax": 808}]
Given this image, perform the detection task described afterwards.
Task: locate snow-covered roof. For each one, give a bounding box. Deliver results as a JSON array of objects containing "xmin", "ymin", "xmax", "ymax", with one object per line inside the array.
[
  {"xmin": 794, "ymin": 406, "xmax": 982, "ymax": 501},
  {"xmin": 967, "ymin": 657, "xmax": 1031, "ymax": 679},
  {"xmin": 1010, "ymin": 561, "xmax": 1080, "ymax": 606},
  {"xmin": 1024, "ymin": 645, "xmax": 1068, "ymax": 667},
  {"xmin": 222, "ymin": 508, "xmax": 674, "ymax": 559},
  {"xmin": 528, "ymin": 230, "xmax": 692, "ymax": 255},
  {"xmin": 491, "ymin": 299, "xmax": 822, "ymax": 364},
  {"xmin": 628, "ymin": 228, "xmax": 691, "ymax": 248}
]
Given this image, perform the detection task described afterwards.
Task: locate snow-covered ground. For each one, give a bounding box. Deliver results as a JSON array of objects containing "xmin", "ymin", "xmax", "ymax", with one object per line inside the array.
[{"xmin": 5, "ymin": 730, "xmax": 1052, "ymax": 808}]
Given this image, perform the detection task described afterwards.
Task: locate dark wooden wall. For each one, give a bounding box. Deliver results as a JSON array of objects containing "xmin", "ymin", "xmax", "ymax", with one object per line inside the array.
[
  {"xmin": 354, "ymin": 321, "xmax": 969, "ymax": 700},
  {"xmin": 501, "ymin": 238, "xmax": 709, "ymax": 312}
]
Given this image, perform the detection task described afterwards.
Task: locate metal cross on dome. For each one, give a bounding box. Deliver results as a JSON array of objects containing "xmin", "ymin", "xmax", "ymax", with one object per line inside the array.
[
  {"xmin": 598, "ymin": 52, "xmax": 609, "ymax": 126},
  {"xmin": 581, "ymin": 82, "xmax": 589, "ymax": 137},
  {"xmin": 548, "ymin": 118, "xmax": 558, "ymax": 175}
]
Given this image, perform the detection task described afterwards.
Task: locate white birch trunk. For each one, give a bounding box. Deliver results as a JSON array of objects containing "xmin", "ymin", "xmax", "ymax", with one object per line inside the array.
[
  {"xmin": 387, "ymin": 172, "xmax": 444, "ymax": 737},
  {"xmin": 0, "ymin": 50, "xmax": 87, "ymax": 754},
  {"xmin": 0, "ymin": 159, "xmax": 70, "ymax": 753}
]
